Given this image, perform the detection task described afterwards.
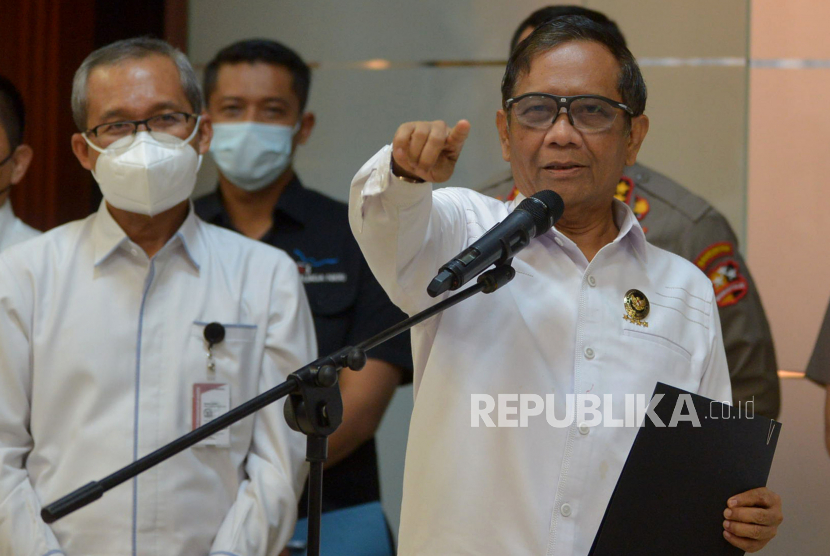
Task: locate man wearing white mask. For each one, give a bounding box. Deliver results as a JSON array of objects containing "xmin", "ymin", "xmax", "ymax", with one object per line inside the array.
[
  {"xmin": 0, "ymin": 37, "xmax": 316, "ymax": 556},
  {"xmin": 0, "ymin": 75, "xmax": 39, "ymax": 251},
  {"xmin": 194, "ymin": 40, "xmax": 412, "ymax": 552}
]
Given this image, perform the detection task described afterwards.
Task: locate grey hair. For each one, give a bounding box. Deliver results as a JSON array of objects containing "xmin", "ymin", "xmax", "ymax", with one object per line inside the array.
[{"xmin": 71, "ymin": 37, "xmax": 203, "ymax": 131}]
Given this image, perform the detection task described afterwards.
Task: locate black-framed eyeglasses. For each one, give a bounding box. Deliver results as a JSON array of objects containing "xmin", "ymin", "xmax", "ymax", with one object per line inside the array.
[
  {"xmin": 0, "ymin": 150, "xmax": 13, "ymax": 166},
  {"xmin": 84, "ymin": 112, "xmax": 200, "ymax": 148},
  {"xmin": 505, "ymin": 93, "xmax": 634, "ymax": 132}
]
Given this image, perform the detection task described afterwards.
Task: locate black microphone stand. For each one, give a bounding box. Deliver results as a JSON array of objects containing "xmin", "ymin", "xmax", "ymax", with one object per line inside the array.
[{"xmin": 41, "ymin": 263, "xmax": 516, "ymax": 556}]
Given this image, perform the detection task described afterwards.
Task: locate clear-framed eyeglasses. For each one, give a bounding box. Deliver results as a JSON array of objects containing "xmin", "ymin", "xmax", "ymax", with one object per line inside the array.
[
  {"xmin": 83, "ymin": 112, "xmax": 201, "ymax": 150},
  {"xmin": 505, "ymin": 93, "xmax": 634, "ymax": 133}
]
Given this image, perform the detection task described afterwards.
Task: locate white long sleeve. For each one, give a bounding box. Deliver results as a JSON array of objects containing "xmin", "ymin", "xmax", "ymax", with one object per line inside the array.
[
  {"xmin": 0, "ymin": 203, "xmax": 315, "ymax": 556},
  {"xmin": 347, "ymin": 146, "xmax": 731, "ymax": 556}
]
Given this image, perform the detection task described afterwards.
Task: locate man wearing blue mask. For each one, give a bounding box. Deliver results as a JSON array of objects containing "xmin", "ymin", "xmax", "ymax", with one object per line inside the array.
[
  {"xmin": 195, "ymin": 40, "xmax": 413, "ymax": 553},
  {"xmin": 0, "ymin": 37, "xmax": 315, "ymax": 555},
  {"xmin": 0, "ymin": 75, "xmax": 39, "ymax": 251}
]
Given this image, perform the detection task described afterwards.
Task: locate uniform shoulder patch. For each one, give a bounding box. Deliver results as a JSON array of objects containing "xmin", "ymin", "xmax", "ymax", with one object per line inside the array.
[
  {"xmin": 615, "ymin": 176, "xmax": 634, "ymax": 204},
  {"xmin": 633, "ymin": 194, "xmax": 650, "ymax": 221},
  {"xmin": 708, "ymin": 259, "xmax": 748, "ymax": 307},
  {"xmin": 694, "ymin": 241, "xmax": 734, "ymax": 271}
]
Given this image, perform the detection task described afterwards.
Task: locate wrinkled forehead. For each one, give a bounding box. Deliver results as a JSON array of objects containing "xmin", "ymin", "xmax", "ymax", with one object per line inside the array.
[
  {"xmin": 86, "ymin": 56, "xmax": 191, "ymax": 118},
  {"xmin": 87, "ymin": 55, "xmax": 183, "ymax": 93},
  {"xmin": 213, "ymin": 62, "xmax": 297, "ymax": 100}
]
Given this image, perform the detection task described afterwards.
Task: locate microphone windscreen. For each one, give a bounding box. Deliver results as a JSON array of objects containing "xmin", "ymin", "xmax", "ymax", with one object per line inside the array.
[{"xmin": 516, "ymin": 190, "xmax": 565, "ymax": 236}]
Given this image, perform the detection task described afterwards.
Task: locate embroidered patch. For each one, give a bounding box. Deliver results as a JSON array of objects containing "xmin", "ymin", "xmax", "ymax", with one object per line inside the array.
[
  {"xmin": 615, "ymin": 176, "xmax": 634, "ymax": 204},
  {"xmin": 708, "ymin": 259, "xmax": 748, "ymax": 307},
  {"xmin": 294, "ymin": 249, "xmax": 339, "ymax": 276},
  {"xmin": 694, "ymin": 241, "xmax": 734, "ymax": 271},
  {"xmin": 302, "ymin": 272, "xmax": 348, "ymax": 284},
  {"xmin": 633, "ymin": 195, "xmax": 650, "ymax": 221}
]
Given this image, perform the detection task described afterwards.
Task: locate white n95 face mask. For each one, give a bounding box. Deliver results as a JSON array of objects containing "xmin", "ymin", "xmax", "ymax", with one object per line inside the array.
[
  {"xmin": 209, "ymin": 122, "xmax": 298, "ymax": 191},
  {"xmin": 85, "ymin": 123, "xmax": 202, "ymax": 217}
]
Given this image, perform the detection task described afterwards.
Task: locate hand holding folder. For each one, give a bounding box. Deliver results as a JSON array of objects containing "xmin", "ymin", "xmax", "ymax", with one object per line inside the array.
[{"xmin": 589, "ymin": 383, "xmax": 783, "ymax": 555}]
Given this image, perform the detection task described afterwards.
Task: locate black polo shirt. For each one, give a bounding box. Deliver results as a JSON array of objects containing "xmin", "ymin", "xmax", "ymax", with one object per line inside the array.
[{"xmin": 195, "ymin": 175, "xmax": 413, "ymax": 515}]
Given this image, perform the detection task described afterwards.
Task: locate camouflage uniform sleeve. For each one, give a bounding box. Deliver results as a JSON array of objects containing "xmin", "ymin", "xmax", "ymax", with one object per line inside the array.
[
  {"xmin": 679, "ymin": 209, "xmax": 781, "ymax": 419},
  {"xmin": 805, "ymin": 299, "xmax": 830, "ymax": 386}
]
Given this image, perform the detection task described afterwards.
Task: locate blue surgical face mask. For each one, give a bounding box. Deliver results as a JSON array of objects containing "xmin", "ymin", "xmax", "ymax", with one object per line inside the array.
[{"xmin": 209, "ymin": 121, "xmax": 299, "ymax": 191}]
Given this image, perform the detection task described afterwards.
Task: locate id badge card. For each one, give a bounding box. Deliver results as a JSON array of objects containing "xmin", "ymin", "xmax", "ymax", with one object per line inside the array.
[{"xmin": 192, "ymin": 382, "xmax": 231, "ymax": 447}]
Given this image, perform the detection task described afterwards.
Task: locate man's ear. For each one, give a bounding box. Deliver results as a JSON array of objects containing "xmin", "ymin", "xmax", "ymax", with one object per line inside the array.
[
  {"xmin": 9, "ymin": 144, "xmax": 33, "ymax": 185},
  {"xmin": 296, "ymin": 111, "xmax": 315, "ymax": 146},
  {"xmin": 625, "ymin": 114, "xmax": 649, "ymax": 167},
  {"xmin": 71, "ymin": 133, "xmax": 95, "ymax": 171},
  {"xmin": 196, "ymin": 112, "xmax": 213, "ymax": 155},
  {"xmin": 496, "ymin": 109, "xmax": 511, "ymax": 163}
]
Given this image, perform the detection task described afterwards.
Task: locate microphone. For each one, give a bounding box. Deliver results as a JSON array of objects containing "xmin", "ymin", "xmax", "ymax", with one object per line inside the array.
[{"xmin": 427, "ymin": 190, "xmax": 565, "ymax": 297}]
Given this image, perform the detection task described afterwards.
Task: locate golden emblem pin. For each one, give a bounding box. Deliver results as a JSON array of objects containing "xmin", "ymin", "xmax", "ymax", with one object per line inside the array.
[{"xmin": 623, "ymin": 289, "xmax": 650, "ymax": 327}]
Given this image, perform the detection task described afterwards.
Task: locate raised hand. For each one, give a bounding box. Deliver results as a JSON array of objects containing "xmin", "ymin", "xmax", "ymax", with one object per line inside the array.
[{"xmin": 391, "ymin": 120, "xmax": 471, "ymax": 183}]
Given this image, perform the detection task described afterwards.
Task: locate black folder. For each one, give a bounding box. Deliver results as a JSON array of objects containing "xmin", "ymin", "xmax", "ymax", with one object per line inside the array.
[{"xmin": 589, "ymin": 382, "xmax": 780, "ymax": 556}]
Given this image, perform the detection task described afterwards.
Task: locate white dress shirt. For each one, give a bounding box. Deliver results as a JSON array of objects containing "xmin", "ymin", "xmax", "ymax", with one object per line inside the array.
[
  {"xmin": 0, "ymin": 202, "xmax": 317, "ymax": 556},
  {"xmin": 348, "ymin": 146, "xmax": 732, "ymax": 556},
  {"xmin": 0, "ymin": 200, "xmax": 40, "ymax": 251}
]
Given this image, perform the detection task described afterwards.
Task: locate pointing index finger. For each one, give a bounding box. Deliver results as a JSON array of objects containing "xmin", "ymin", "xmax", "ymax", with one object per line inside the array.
[{"xmin": 446, "ymin": 120, "xmax": 471, "ymax": 149}]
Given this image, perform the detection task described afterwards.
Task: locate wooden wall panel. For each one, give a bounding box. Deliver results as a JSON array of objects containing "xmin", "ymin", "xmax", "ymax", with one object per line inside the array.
[
  {"xmin": 0, "ymin": 0, "xmax": 96, "ymax": 231},
  {"xmin": 0, "ymin": 0, "xmax": 188, "ymax": 232}
]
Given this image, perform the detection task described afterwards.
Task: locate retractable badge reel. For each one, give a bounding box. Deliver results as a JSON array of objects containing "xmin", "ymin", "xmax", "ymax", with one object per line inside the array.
[
  {"xmin": 193, "ymin": 322, "xmax": 231, "ymax": 447},
  {"xmin": 203, "ymin": 322, "xmax": 226, "ymax": 377}
]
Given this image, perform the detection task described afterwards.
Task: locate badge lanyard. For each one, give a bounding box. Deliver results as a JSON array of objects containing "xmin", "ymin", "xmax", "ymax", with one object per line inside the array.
[
  {"xmin": 203, "ymin": 321, "xmax": 225, "ymax": 381},
  {"xmin": 193, "ymin": 322, "xmax": 230, "ymax": 447}
]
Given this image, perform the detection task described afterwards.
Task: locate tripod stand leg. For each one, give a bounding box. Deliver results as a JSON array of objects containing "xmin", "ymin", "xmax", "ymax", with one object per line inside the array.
[{"xmin": 305, "ymin": 435, "xmax": 327, "ymax": 556}]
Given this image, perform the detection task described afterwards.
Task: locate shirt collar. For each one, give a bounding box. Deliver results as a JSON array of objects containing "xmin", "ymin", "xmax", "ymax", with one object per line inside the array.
[
  {"xmin": 201, "ymin": 174, "xmax": 310, "ymax": 229},
  {"xmin": 0, "ymin": 201, "xmax": 14, "ymax": 240},
  {"xmin": 92, "ymin": 200, "xmax": 203, "ymax": 270},
  {"xmin": 507, "ymin": 192, "xmax": 648, "ymax": 262},
  {"xmin": 611, "ymin": 197, "xmax": 648, "ymax": 262}
]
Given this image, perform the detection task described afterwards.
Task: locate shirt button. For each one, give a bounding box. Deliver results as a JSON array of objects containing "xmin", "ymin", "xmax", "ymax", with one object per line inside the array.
[
  {"xmin": 584, "ymin": 347, "xmax": 595, "ymax": 359},
  {"xmin": 560, "ymin": 503, "xmax": 572, "ymax": 517},
  {"xmin": 554, "ymin": 236, "xmax": 564, "ymax": 247},
  {"xmin": 587, "ymin": 275, "xmax": 597, "ymax": 287},
  {"xmin": 130, "ymin": 248, "xmax": 138, "ymax": 256},
  {"xmin": 578, "ymin": 422, "xmax": 590, "ymax": 435}
]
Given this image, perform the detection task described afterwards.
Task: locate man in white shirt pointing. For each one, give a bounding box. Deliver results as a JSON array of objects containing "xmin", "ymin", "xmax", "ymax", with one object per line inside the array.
[
  {"xmin": 349, "ymin": 16, "xmax": 782, "ymax": 555},
  {"xmin": 0, "ymin": 38, "xmax": 315, "ymax": 556}
]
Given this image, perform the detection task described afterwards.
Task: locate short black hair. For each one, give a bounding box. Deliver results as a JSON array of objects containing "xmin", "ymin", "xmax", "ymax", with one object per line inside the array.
[
  {"xmin": 0, "ymin": 75, "xmax": 26, "ymax": 149},
  {"xmin": 502, "ymin": 15, "xmax": 646, "ymax": 117},
  {"xmin": 510, "ymin": 5, "xmax": 627, "ymax": 54},
  {"xmin": 203, "ymin": 39, "xmax": 311, "ymax": 112}
]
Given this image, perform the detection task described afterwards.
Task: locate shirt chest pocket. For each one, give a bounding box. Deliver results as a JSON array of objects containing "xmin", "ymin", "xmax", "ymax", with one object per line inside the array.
[
  {"xmin": 622, "ymin": 303, "xmax": 704, "ymax": 365},
  {"xmin": 619, "ymin": 315, "xmax": 701, "ymax": 393},
  {"xmin": 621, "ymin": 322, "xmax": 692, "ymax": 363},
  {"xmin": 190, "ymin": 321, "xmax": 260, "ymax": 401}
]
